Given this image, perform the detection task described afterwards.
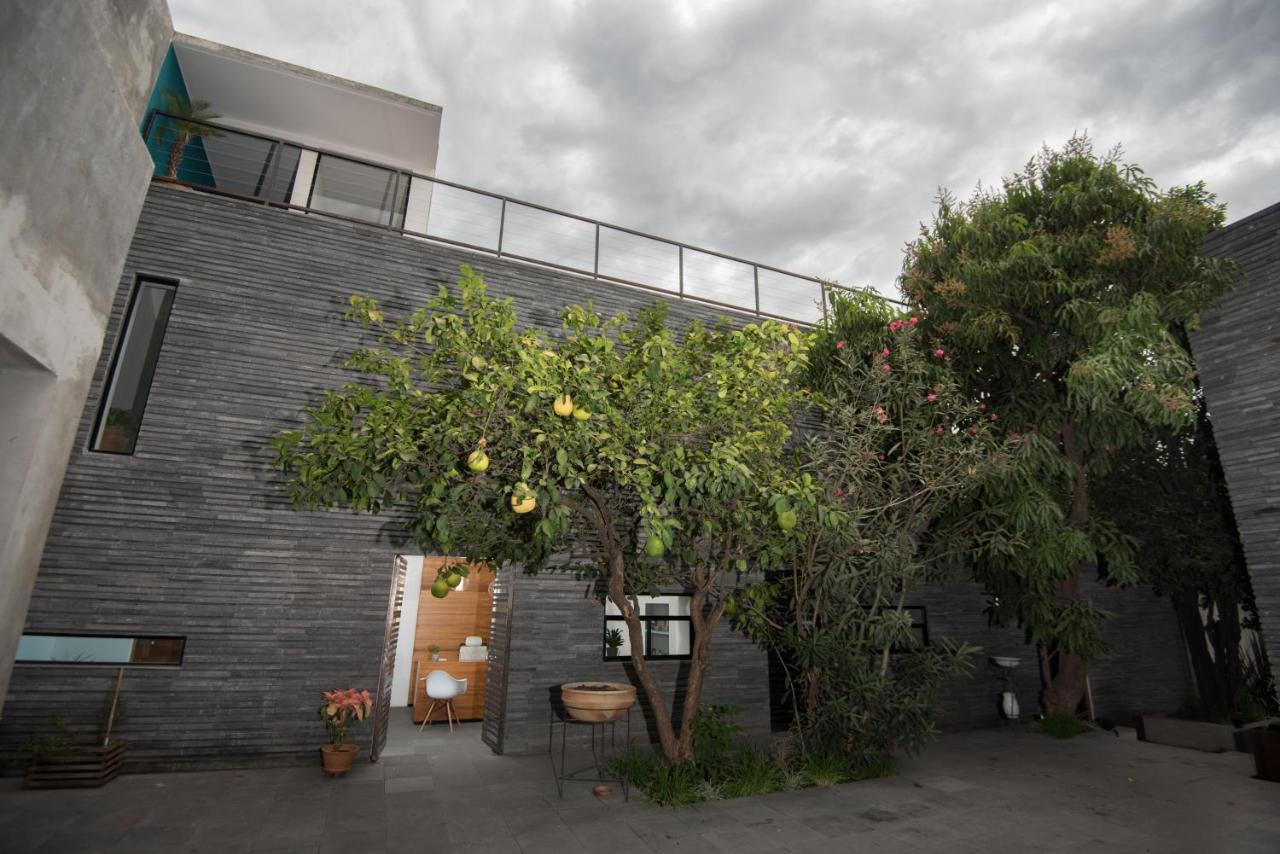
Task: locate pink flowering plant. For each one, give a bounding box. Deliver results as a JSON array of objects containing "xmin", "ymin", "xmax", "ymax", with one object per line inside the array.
[
  {"xmin": 319, "ymin": 688, "xmax": 373, "ymax": 746},
  {"xmin": 739, "ymin": 289, "xmax": 1018, "ymax": 761}
]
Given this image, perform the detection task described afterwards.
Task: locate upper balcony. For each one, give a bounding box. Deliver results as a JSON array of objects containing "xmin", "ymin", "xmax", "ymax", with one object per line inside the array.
[{"xmin": 141, "ymin": 37, "xmax": 863, "ymax": 325}]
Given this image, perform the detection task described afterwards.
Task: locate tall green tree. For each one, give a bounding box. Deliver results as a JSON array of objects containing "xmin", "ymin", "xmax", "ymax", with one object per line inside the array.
[
  {"xmin": 273, "ymin": 267, "xmax": 812, "ymax": 762},
  {"xmin": 901, "ymin": 138, "xmax": 1237, "ymax": 714}
]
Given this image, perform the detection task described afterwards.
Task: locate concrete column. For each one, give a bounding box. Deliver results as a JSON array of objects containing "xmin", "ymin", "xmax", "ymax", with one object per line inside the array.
[{"xmin": 0, "ymin": 1, "xmax": 172, "ymax": 702}]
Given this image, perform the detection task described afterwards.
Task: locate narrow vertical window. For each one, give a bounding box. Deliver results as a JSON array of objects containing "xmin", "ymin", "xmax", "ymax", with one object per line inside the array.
[{"xmin": 91, "ymin": 279, "xmax": 176, "ymax": 454}]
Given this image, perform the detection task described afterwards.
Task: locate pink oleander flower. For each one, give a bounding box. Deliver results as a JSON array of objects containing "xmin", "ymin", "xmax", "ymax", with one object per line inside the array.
[
  {"xmin": 909, "ymin": 316, "xmax": 919, "ymax": 326},
  {"xmin": 934, "ymin": 348, "xmax": 945, "ymax": 358},
  {"xmin": 882, "ymin": 363, "xmax": 891, "ymax": 373},
  {"xmin": 935, "ymin": 425, "xmax": 946, "ymax": 435},
  {"xmin": 926, "ymin": 393, "xmax": 938, "ymax": 402},
  {"xmin": 833, "ymin": 487, "xmax": 843, "ymax": 498},
  {"xmin": 881, "ymin": 347, "xmax": 891, "ymax": 357},
  {"xmin": 889, "ymin": 320, "xmax": 903, "ymax": 331},
  {"xmin": 836, "ymin": 341, "xmax": 846, "ymax": 350}
]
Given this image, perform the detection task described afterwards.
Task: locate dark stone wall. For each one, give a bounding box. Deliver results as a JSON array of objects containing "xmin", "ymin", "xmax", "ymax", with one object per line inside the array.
[
  {"xmin": 1, "ymin": 185, "xmax": 1191, "ymax": 772},
  {"xmin": 1192, "ymin": 201, "xmax": 1280, "ymax": 690}
]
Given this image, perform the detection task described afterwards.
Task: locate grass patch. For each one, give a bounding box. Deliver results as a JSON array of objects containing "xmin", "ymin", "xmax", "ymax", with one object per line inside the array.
[{"xmin": 1037, "ymin": 711, "xmax": 1093, "ymax": 739}]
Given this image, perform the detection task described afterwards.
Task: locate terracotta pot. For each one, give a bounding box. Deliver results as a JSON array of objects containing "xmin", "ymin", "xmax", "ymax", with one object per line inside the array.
[
  {"xmin": 320, "ymin": 743, "xmax": 359, "ymax": 777},
  {"xmin": 560, "ymin": 681, "xmax": 636, "ymax": 722}
]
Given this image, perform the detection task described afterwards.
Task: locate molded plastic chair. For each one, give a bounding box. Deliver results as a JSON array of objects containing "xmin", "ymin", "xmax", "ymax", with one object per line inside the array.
[{"xmin": 419, "ymin": 670, "xmax": 468, "ymax": 732}]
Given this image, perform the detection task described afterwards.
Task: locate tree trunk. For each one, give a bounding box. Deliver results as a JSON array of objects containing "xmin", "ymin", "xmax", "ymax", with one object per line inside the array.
[
  {"xmin": 1045, "ymin": 418, "xmax": 1090, "ymax": 715},
  {"xmin": 165, "ymin": 133, "xmax": 188, "ymax": 180}
]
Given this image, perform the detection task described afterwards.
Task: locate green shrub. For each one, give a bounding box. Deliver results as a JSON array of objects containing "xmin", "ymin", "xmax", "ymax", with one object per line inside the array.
[
  {"xmin": 802, "ymin": 752, "xmax": 846, "ymax": 788},
  {"xmin": 1037, "ymin": 712, "xmax": 1092, "ymax": 739},
  {"xmin": 717, "ymin": 747, "xmax": 784, "ymax": 799}
]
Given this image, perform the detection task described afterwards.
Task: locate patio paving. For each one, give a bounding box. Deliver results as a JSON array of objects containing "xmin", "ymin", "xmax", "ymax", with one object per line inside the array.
[{"xmin": 2, "ymin": 716, "xmax": 1278, "ymax": 854}]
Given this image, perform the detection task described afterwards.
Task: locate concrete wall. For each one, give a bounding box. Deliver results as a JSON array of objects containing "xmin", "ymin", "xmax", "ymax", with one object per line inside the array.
[
  {"xmin": 0, "ymin": 186, "xmax": 1192, "ymax": 771},
  {"xmin": 0, "ymin": 1, "xmax": 172, "ymax": 703},
  {"xmin": 1191, "ymin": 201, "xmax": 1280, "ymax": 690}
]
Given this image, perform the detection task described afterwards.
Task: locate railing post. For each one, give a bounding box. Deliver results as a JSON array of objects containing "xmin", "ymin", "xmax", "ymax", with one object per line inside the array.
[
  {"xmin": 497, "ymin": 198, "xmax": 507, "ymax": 257},
  {"xmin": 594, "ymin": 224, "xmax": 600, "ymax": 279},
  {"xmin": 820, "ymin": 283, "xmax": 829, "ymax": 324},
  {"xmin": 678, "ymin": 246, "xmax": 684, "ymax": 297},
  {"xmin": 753, "ymin": 266, "xmax": 761, "ymax": 318}
]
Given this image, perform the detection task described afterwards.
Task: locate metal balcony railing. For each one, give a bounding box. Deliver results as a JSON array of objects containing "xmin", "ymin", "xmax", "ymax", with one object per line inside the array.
[{"xmin": 143, "ymin": 110, "xmax": 887, "ymax": 325}]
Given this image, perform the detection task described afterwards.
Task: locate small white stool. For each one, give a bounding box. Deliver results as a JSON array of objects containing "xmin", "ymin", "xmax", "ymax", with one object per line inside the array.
[{"xmin": 419, "ymin": 670, "xmax": 468, "ymax": 732}]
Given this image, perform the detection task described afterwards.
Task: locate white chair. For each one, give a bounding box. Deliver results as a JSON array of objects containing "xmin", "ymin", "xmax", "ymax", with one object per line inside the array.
[{"xmin": 419, "ymin": 670, "xmax": 468, "ymax": 732}]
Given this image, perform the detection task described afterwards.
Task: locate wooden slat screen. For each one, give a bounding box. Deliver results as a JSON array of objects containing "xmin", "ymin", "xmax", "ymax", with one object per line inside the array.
[
  {"xmin": 370, "ymin": 555, "xmax": 408, "ymax": 762},
  {"xmin": 481, "ymin": 565, "xmax": 515, "ymax": 754}
]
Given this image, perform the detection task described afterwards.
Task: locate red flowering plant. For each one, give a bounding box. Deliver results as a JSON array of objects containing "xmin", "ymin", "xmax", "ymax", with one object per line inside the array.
[
  {"xmin": 318, "ymin": 688, "xmax": 373, "ymax": 746},
  {"xmin": 740, "ymin": 288, "xmax": 1018, "ymax": 763}
]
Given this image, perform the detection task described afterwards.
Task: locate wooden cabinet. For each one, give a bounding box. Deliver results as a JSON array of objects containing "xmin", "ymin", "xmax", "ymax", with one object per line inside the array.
[{"xmin": 410, "ymin": 559, "xmax": 493, "ymax": 723}]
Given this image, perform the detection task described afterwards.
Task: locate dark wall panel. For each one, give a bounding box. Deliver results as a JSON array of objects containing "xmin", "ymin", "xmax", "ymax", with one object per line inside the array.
[
  {"xmin": 1191, "ymin": 201, "xmax": 1280, "ymax": 689},
  {"xmin": 0, "ymin": 186, "xmax": 1191, "ymax": 771}
]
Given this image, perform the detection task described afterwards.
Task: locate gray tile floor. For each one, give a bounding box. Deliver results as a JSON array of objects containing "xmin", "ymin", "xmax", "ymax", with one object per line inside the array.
[{"xmin": 2, "ymin": 712, "xmax": 1278, "ymax": 853}]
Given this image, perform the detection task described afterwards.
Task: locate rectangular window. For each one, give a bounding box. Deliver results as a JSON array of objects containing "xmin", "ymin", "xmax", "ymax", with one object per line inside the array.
[
  {"xmin": 604, "ymin": 595, "xmax": 692, "ymax": 661},
  {"xmin": 309, "ymin": 154, "xmax": 409, "ymax": 228},
  {"xmin": 16, "ymin": 634, "xmax": 185, "ymax": 666},
  {"xmin": 91, "ymin": 278, "xmax": 176, "ymax": 454},
  {"xmin": 904, "ymin": 606, "xmax": 929, "ymax": 647}
]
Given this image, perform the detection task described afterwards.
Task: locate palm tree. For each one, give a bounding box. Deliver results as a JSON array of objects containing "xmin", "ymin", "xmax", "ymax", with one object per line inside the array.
[{"xmin": 156, "ymin": 90, "xmax": 221, "ymax": 180}]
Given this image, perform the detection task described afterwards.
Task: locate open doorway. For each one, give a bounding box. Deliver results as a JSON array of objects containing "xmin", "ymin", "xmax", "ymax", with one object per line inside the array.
[{"xmin": 372, "ymin": 556, "xmax": 503, "ymax": 760}]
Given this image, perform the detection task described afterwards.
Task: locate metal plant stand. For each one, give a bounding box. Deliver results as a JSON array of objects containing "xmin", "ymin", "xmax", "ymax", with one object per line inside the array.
[{"xmin": 548, "ymin": 706, "xmax": 631, "ymax": 800}]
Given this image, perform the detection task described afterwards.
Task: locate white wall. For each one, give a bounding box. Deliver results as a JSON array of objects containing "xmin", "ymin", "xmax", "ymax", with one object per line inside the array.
[{"xmin": 390, "ymin": 555, "xmax": 422, "ymax": 706}]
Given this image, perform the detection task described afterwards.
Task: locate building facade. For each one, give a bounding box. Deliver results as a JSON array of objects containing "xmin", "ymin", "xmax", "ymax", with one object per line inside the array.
[
  {"xmin": 1192, "ymin": 201, "xmax": 1280, "ymax": 691},
  {"xmin": 1, "ymin": 37, "xmax": 1194, "ymax": 771}
]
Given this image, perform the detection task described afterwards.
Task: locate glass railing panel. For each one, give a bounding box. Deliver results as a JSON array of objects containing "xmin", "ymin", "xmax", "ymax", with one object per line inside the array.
[
  {"xmin": 681, "ymin": 249, "xmax": 756, "ymax": 311},
  {"xmin": 756, "ymin": 268, "xmax": 825, "ymax": 323},
  {"xmin": 423, "ymin": 183, "xmax": 503, "ymax": 251},
  {"xmin": 597, "ymin": 227, "xmax": 679, "ymax": 293},
  {"xmin": 500, "ymin": 202, "xmax": 595, "ymax": 273}
]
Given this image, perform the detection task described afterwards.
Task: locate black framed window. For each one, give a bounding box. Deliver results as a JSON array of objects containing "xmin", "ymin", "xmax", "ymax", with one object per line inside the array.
[
  {"xmin": 91, "ymin": 278, "xmax": 176, "ymax": 454},
  {"xmin": 16, "ymin": 634, "xmax": 185, "ymax": 666},
  {"xmin": 604, "ymin": 596, "xmax": 692, "ymax": 661},
  {"xmin": 901, "ymin": 606, "xmax": 929, "ymax": 648}
]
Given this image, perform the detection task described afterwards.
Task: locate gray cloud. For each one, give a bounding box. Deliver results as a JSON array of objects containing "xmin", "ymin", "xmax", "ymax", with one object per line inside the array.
[{"xmin": 169, "ymin": 0, "xmax": 1280, "ymax": 297}]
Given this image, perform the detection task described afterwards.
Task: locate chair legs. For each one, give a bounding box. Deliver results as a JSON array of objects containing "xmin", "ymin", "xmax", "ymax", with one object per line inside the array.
[
  {"xmin": 419, "ymin": 700, "xmax": 438, "ymax": 731},
  {"xmin": 418, "ymin": 698, "xmax": 460, "ymax": 732}
]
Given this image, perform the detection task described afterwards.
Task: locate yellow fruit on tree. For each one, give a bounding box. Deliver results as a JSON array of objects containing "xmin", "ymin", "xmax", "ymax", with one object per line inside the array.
[
  {"xmin": 777, "ymin": 509, "xmax": 797, "ymax": 531},
  {"xmin": 572, "ymin": 407, "xmax": 591, "ymax": 421},
  {"xmin": 553, "ymin": 394, "xmax": 574, "ymax": 417},
  {"xmin": 467, "ymin": 450, "xmax": 490, "ymax": 472},
  {"xmin": 644, "ymin": 536, "xmax": 665, "ymax": 558},
  {"xmin": 445, "ymin": 571, "xmax": 463, "ymax": 588},
  {"xmin": 511, "ymin": 483, "xmax": 537, "ymax": 514},
  {"xmin": 430, "ymin": 579, "xmax": 450, "ymax": 598}
]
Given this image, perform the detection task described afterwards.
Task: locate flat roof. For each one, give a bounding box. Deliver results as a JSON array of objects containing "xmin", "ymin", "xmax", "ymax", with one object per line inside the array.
[{"xmin": 172, "ymin": 33, "xmax": 441, "ymax": 175}]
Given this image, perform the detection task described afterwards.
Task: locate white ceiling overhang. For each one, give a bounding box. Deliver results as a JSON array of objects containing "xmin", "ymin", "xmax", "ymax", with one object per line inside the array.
[{"xmin": 172, "ymin": 33, "xmax": 441, "ymax": 176}]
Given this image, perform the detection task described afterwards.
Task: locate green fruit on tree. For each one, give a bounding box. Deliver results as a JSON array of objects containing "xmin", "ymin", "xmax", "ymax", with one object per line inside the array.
[
  {"xmin": 466, "ymin": 450, "xmax": 490, "ymax": 472},
  {"xmin": 777, "ymin": 509, "xmax": 797, "ymax": 531},
  {"xmin": 553, "ymin": 394, "xmax": 574, "ymax": 417},
  {"xmin": 511, "ymin": 483, "xmax": 537, "ymax": 514},
  {"xmin": 430, "ymin": 579, "xmax": 450, "ymax": 599},
  {"xmin": 724, "ymin": 597, "xmax": 739, "ymax": 617},
  {"xmin": 445, "ymin": 571, "xmax": 463, "ymax": 588},
  {"xmin": 572, "ymin": 407, "xmax": 591, "ymax": 421},
  {"xmin": 644, "ymin": 536, "xmax": 666, "ymax": 558}
]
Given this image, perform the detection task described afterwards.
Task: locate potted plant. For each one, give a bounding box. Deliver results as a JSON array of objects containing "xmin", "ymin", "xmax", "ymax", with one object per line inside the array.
[
  {"xmin": 560, "ymin": 681, "xmax": 637, "ymax": 722},
  {"xmin": 430, "ymin": 644, "xmax": 441, "ymax": 662},
  {"xmin": 318, "ymin": 687, "xmax": 372, "ymax": 777},
  {"xmin": 23, "ymin": 669, "xmax": 128, "ymax": 789},
  {"xmin": 604, "ymin": 627, "xmax": 624, "ymax": 658}
]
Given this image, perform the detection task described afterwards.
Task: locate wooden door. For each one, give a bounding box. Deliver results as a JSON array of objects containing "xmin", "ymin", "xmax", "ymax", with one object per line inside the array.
[{"xmin": 370, "ymin": 555, "xmax": 408, "ymax": 763}]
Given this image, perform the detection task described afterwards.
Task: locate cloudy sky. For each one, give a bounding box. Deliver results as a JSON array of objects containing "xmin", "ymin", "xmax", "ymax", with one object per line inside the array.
[{"xmin": 169, "ymin": 0, "xmax": 1279, "ymax": 298}]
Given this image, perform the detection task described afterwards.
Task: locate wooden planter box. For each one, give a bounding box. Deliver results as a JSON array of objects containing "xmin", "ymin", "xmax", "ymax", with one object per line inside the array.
[
  {"xmin": 25, "ymin": 740, "xmax": 126, "ymax": 789},
  {"xmin": 1136, "ymin": 715, "xmax": 1239, "ymax": 753}
]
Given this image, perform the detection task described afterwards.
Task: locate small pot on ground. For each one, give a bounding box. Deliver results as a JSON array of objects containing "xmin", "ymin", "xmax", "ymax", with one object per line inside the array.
[
  {"xmin": 560, "ymin": 681, "xmax": 637, "ymax": 722},
  {"xmin": 1246, "ymin": 725, "xmax": 1280, "ymax": 783},
  {"xmin": 320, "ymin": 743, "xmax": 360, "ymax": 777}
]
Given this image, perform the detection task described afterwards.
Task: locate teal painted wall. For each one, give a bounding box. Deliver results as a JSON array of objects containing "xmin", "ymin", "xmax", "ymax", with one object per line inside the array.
[{"xmin": 141, "ymin": 44, "xmax": 212, "ymax": 184}]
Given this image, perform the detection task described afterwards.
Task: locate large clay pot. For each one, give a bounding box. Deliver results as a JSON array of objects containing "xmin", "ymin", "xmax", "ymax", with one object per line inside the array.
[
  {"xmin": 320, "ymin": 743, "xmax": 359, "ymax": 777},
  {"xmin": 561, "ymin": 681, "xmax": 637, "ymax": 722}
]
